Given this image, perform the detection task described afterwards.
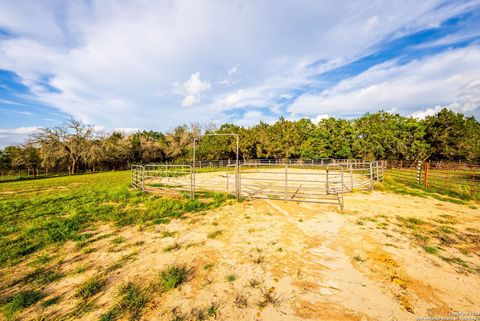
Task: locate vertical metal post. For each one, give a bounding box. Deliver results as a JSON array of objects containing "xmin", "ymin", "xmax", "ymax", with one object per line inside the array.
[
  {"xmin": 141, "ymin": 166, "xmax": 145, "ymax": 191},
  {"xmin": 416, "ymin": 161, "xmax": 422, "ymax": 186},
  {"xmin": 192, "ymin": 138, "xmax": 196, "ymax": 199},
  {"xmin": 424, "ymin": 162, "xmax": 429, "ymax": 188},
  {"xmin": 370, "ymin": 162, "xmax": 374, "ymax": 190},
  {"xmin": 236, "ymin": 134, "xmax": 239, "ymax": 199},
  {"xmin": 340, "ymin": 170, "xmax": 344, "ymax": 210},
  {"xmin": 190, "ymin": 166, "xmax": 194, "ymax": 198},
  {"xmin": 326, "ymin": 166, "xmax": 330, "ymax": 194},
  {"xmin": 236, "ymin": 164, "xmax": 240, "ymax": 199},
  {"xmin": 350, "ymin": 163, "xmax": 353, "ymax": 191},
  {"xmin": 226, "ymin": 168, "xmax": 229, "ymax": 193},
  {"xmin": 376, "ymin": 161, "xmax": 379, "ymax": 181}
]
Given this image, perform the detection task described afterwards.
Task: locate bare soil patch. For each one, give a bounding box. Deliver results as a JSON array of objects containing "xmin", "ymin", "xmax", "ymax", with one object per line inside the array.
[{"xmin": 3, "ymin": 191, "xmax": 479, "ymax": 320}]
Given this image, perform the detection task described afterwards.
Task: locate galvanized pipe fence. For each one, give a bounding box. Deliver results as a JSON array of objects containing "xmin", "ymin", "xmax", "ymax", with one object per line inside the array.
[{"xmin": 131, "ymin": 159, "xmax": 385, "ymax": 209}]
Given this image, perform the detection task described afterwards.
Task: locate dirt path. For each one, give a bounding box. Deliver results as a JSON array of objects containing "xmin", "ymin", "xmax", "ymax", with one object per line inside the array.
[{"xmin": 15, "ymin": 192, "xmax": 480, "ymax": 321}]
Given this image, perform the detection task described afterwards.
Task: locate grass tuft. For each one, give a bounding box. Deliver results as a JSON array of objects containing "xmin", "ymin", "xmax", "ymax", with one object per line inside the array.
[
  {"xmin": 1, "ymin": 290, "xmax": 43, "ymax": 320},
  {"xmin": 207, "ymin": 230, "xmax": 223, "ymax": 239},
  {"xmin": 159, "ymin": 265, "xmax": 188, "ymax": 291},
  {"xmin": 423, "ymin": 246, "xmax": 439, "ymax": 255},
  {"xmin": 225, "ymin": 274, "xmax": 237, "ymax": 283},
  {"xmin": 247, "ymin": 278, "xmax": 263, "ymax": 288},
  {"xmin": 163, "ymin": 241, "xmax": 182, "ymax": 252},
  {"xmin": 234, "ymin": 293, "xmax": 248, "ymax": 308},
  {"xmin": 111, "ymin": 236, "xmax": 126, "ymax": 244},
  {"xmin": 99, "ymin": 282, "xmax": 148, "ymax": 321},
  {"xmin": 75, "ymin": 274, "xmax": 107, "ymax": 299}
]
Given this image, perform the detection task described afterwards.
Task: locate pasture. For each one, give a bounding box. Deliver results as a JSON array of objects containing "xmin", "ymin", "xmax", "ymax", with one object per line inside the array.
[{"xmin": 0, "ymin": 171, "xmax": 479, "ymax": 320}]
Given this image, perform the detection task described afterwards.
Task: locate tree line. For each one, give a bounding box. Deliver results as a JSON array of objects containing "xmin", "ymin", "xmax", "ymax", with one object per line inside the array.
[{"xmin": 1, "ymin": 108, "xmax": 479, "ymax": 176}]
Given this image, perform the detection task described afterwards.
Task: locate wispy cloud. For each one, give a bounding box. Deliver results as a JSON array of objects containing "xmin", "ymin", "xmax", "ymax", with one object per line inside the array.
[
  {"xmin": 0, "ymin": 0, "xmax": 479, "ymax": 134},
  {"xmin": 289, "ymin": 46, "xmax": 480, "ymax": 119}
]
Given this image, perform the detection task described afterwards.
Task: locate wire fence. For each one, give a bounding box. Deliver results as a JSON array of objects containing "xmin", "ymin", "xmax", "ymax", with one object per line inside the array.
[{"xmin": 385, "ymin": 160, "xmax": 479, "ymax": 200}]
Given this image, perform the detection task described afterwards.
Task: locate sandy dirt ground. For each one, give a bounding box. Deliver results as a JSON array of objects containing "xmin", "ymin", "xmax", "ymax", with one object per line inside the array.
[{"xmin": 5, "ymin": 191, "xmax": 480, "ymax": 321}]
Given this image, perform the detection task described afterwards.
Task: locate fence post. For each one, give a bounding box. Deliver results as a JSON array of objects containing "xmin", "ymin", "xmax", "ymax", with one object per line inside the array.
[
  {"xmin": 340, "ymin": 170, "xmax": 344, "ymax": 210},
  {"xmin": 472, "ymin": 170, "xmax": 476, "ymax": 194},
  {"xmin": 235, "ymin": 164, "xmax": 240, "ymax": 199},
  {"xmin": 350, "ymin": 163, "xmax": 354, "ymax": 191},
  {"xmin": 226, "ymin": 168, "xmax": 229, "ymax": 193},
  {"xmin": 284, "ymin": 164, "xmax": 288, "ymax": 200},
  {"xmin": 424, "ymin": 162, "xmax": 429, "ymax": 188},
  {"xmin": 416, "ymin": 161, "xmax": 422, "ymax": 185},
  {"xmin": 326, "ymin": 166, "xmax": 330, "ymax": 194},
  {"xmin": 376, "ymin": 161, "xmax": 379, "ymax": 181},
  {"xmin": 381, "ymin": 160, "xmax": 385, "ymax": 180},
  {"xmin": 141, "ymin": 166, "xmax": 145, "ymax": 191},
  {"xmin": 370, "ymin": 162, "xmax": 374, "ymax": 190}
]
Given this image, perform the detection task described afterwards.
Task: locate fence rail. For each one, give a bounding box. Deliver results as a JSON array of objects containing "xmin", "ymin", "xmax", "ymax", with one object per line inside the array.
[
  {"xmin": 385, "ymin": 161, "xmax": 479, "ymax": 200},
  {"xmin": 131, "ymin": 159, "xmax": 386, "ymax": 209}
]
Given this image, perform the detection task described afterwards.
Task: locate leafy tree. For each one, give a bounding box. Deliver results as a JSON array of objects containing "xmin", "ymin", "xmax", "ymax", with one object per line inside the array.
[
  {"xmin": 424, "ymin": 109, "xmax": 469, "ymax": 160},
  {"xmin": 10, "ymin": 142, "xmax": 41, "ymax": 177}
]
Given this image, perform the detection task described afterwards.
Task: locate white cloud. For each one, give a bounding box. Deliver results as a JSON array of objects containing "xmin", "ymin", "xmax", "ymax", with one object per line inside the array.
[
  {"xmin": 183, "ymin": 72, "xmax": 211, "ymax": 96},
  {"xmin": 288, "ymin": 46, "xmax": 480, "ymax": 118},
  {"xmin": 234, "ymin": 110, "xmax": 277, "ymax": 127},
  {"xmin": 0, "ymin": 126, "xmax": 41, "ymax": 135},
  {"xmin": 410, "ymin": 105, "xmax": 445, "ymax": 119},
  {"xmin": 113, "ymin": 127, "xmax": 140, "ymax": 134},
  {"xmin": 311, "ymin": 114, "xmax": 329, "ymax": 123},
  {"xmin": 0, "ymin": 0, "xmax": 478, "ymax": 132},
  {"xmin": 182, "ymin": 95, "xmax": 198, "ymax": 107},
  {"xmin": 177, "ymin": 72, "xmax": 211, "ymax": 106},
  {"xmin": 0, "ymin": 126, "xmax": 41, "ymax": 147}
]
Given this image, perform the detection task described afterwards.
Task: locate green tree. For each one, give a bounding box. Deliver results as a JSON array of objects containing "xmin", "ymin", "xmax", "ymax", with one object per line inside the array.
[{"xmin": 424, "ymin": 108, "xmax": 468, "ymax": 160}]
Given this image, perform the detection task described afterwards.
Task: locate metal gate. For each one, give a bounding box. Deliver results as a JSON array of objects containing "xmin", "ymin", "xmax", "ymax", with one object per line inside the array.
[
  {"xmin": 141, "ymin": 164, "xmax": 193, "ymax": 197},
  {"xmin": 237, "ymin": 163, "xmax": 344, "ymax": 209}
]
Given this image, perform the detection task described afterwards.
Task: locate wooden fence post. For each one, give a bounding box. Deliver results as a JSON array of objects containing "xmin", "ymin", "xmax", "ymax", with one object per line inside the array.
[
  {"xmin": 424, "ymin": 162, "xmax": 429, "ymax": 187},
  {"xmin": 472, "ymin": 170, "xmax": 476, "ymax": 194}
]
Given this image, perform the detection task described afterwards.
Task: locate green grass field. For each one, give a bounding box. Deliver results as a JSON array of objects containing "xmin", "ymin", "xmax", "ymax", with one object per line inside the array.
[{"xmin": 0, "ymin": 171, "xmax": 231, "ymax": 268}]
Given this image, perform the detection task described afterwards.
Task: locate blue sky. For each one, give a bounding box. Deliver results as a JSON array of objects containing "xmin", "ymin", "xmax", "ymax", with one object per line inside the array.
[{"xmin": 1, "ymin": 0, "xmax": 480, "ymax": 147}]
